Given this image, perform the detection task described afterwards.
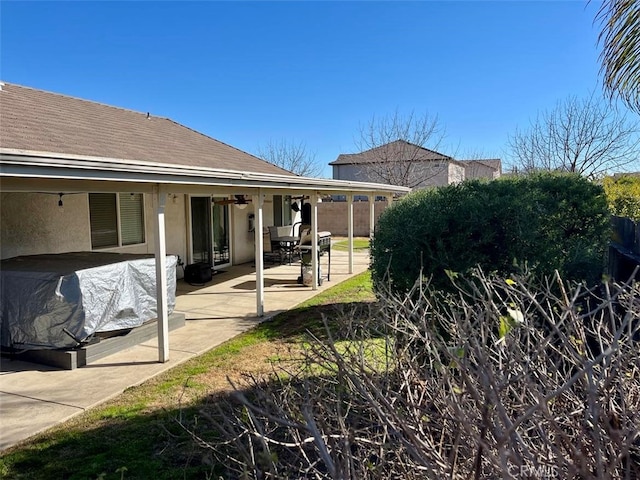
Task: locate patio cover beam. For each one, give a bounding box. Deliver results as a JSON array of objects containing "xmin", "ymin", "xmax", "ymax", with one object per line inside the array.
[
  {"xmin": 347, "ymin": 194, "xmax": 354, "ymax": 274},
  {"xmin": 311, "ymin": 191, "xmax": 319, "ymax": 291},
  {"xmin": 153, "ymin": 185, "xmax": 170, "ymax": 363},
  {"xmin": 369, "ymin": 192, "xmax": 376, "ymax": 239},
  {"xmin": 253, "ymin": 189, "xmax": 265, "ymax": 317}
]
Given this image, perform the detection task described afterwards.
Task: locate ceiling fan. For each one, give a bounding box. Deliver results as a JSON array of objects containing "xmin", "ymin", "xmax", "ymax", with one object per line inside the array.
[{"xmin": 212, "ymin": 194, "xmax": 272, "ymax": 206}]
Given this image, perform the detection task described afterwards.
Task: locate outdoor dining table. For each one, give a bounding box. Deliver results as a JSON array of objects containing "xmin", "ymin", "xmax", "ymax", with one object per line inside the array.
[{"xmin": 272, "ymin": 235, "xmax": 299, "ymax": 264}]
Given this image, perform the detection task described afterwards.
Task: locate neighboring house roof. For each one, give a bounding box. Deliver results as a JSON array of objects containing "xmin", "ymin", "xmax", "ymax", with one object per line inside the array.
[
  {"xmin": 0, "ymin": 82, "xmax": 292, "ymax": 177},
  {"xmin": 329, "ymin": 140, "xmax": 454, "ymax": 166},
  {"xmin": 330, "ymin": 140, "xmax": 502, "ymax": 176}
]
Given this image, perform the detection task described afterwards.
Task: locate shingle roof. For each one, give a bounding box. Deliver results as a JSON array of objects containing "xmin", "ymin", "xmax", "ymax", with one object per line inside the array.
[
  {"xmin": 329, "ymin": 140, "xmax": 452, "ymax": 166},
  {"xmin": 0, "ymin": 82, "xmax": 294, "ymax": 176}
]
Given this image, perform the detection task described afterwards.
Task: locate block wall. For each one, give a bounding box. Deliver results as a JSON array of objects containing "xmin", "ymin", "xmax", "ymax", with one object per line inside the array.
[{"xmin": 316, "ymin": 201, "xmax": 388, "ymax": 237}]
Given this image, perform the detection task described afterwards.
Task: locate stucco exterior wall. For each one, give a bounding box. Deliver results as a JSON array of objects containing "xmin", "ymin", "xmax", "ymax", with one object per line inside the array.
[
  {"xmin": 233, "ymin": 205, "xmax": 258, "ymax": 265},
  {"xmin": 317, "ymin": 201, "xmax": 388, "ymax": 237},
  {"xmin": 414, "ymin": 165, "xmax": 450, "ymax": 188},
  {"xmin": 465, "ymin": 162, "xmax": 500, "ymax": 180},
  {"xmin": 332, "ymin": 164, "xmax": 368, "ymax": 182},
  {"xmin": 449, "ymin": 163, "xmax": 466, "ymax": 184},
  {"xmin": 231, "ymin": 201, "xmax": 276, "ymax": 265},
  {"xmin": 164, "ymin": 194, "xmax": 188, "ymax": 265},
  {"xmin": 1, "ymin": 192, "xmax": 91, "ymax": 259},
  {"xmin": 334, "ymin": 162, "xmax": 452, "ymax": 189},
  {"xmin": 1, "ymin": 191, "xmax": 328, "ymax": 270},
  {"xmin": 2, "ymin": 193, "xmax": 199, "ymax": 279},
  {"xmin": 334, "ymin": 160, "xmax": 498, "ymax": 189}
]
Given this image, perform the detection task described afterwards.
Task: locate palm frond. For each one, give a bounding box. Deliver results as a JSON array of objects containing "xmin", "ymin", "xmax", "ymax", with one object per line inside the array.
[{"xmin": 597, "ymin": 0, "xmax": 640, "ymax": 113}]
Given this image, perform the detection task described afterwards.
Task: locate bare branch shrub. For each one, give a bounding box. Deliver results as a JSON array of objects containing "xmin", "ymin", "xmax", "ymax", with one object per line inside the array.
[
  {"xmin": 184, "ymin": 271, "xmax": 640, "ymax": 479},
  {"xmin": 355, "ymin": 110, "xmax": 449, "ymax": 189},
  {"xmin": 256, "ymin": 139, "xmax": 323, "ymax": 177},
  {"xmin": 508, "ymin": 94, "xmax": 640, "ymax": 179}
]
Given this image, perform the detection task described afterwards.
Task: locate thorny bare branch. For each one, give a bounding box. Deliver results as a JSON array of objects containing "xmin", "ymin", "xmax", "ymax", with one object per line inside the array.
[{"xmin": 181, "ymin": 271, "xmax": 640, "ymax": 479}]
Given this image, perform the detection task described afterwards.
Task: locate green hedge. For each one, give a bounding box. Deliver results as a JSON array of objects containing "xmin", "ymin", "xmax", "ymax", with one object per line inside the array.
[
  {"xmin": 603, "ymin": 175, "xmax": 640, "ymax": 221},
  {"xmin": 370, "ymin": 173, "xmax": 610, "ymax": 294}
]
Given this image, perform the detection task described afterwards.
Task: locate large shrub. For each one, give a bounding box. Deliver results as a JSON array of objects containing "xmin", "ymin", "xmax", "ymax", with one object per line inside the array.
[
  {"xmin": 370, "ymin": 173, "xmax": 610, "ymax": 294},
  {"xmin": 603, "ymin": 174, "xmax": 640, "ymax": 221}
]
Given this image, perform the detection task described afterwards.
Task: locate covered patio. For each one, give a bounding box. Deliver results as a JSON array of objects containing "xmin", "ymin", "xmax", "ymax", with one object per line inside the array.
[
  {"xmin": 0, "ymin": 159, "xmax": 409, "ymax": 366},
  {"xmin": 0, "ymin": 83, "xmax": 409, "ymax": 451},
  {"xmin": 0, "ymin": 246, "xmax": 370, "ymax": 450}
]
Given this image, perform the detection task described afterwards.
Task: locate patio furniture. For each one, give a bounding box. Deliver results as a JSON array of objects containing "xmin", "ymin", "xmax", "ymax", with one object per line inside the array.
[
  {"xmin": 268, "ymin": 225, "xmax": 299, "ymax": 264},
  {"xmin": 263, "ymin": 228, "xmax": 283, "ymax": 264}
]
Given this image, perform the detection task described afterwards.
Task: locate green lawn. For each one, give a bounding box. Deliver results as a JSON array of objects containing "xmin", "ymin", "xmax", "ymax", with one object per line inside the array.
[
  {"xmin": 331, "ymin": 237, "xmax": 370, "ymax": 251},
  {"xmin": 0, "ymin": 272, "xmax": 376, "ymax": 480}
]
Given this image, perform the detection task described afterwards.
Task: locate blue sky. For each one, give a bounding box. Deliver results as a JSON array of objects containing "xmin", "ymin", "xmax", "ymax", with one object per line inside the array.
[{"xmin": 1, "ymin": 1, "xmax": 609, "ymax": 177}]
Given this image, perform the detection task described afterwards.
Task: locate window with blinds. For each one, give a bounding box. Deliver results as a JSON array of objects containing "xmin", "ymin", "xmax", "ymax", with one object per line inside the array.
[
  {"xmin": 89, "ymin": 193, "xmax": 118, "ymax": 248},
  {"xmin": 89, "ymin": 193, "xmax": 145, "ymax": 249},
  {"xmin": 119, "ymin": 193, "xmax": 145, "ymax": 245}
]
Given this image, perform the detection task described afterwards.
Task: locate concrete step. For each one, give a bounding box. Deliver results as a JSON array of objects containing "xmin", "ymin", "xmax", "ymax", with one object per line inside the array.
[{"xmin": 2, "ymin": 313, "xmax": 186, "ymax": 370}]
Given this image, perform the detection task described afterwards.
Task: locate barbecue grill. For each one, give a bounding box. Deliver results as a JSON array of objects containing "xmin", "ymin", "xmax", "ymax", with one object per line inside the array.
[{"xmin": 296, "ymin": 230, "xmax": 331, "ymax": 286}]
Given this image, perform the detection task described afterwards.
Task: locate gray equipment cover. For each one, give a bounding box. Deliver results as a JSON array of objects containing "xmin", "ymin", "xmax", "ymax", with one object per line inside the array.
[{"xmin": 0, "ymin": 252, "xmax": 177, "ymax": 350}]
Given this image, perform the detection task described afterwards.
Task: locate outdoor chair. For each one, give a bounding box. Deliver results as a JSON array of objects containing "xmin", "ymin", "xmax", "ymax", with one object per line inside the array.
[{"xmin": 264, "ymin": 227, "xmax": 283, "ymax": 264}]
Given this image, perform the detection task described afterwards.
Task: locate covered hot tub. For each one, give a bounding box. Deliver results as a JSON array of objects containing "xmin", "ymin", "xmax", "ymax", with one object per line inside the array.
[{"xmin": 0, "ymin": 252, "xmax": 177, "ymax": 350}]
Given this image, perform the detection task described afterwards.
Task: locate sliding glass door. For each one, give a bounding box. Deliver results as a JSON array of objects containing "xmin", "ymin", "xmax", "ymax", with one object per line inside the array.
[
  {"xmin": 211, "ymin": 198, "xmax": 230, "ymax": 267},
  {"xmin": 190, "ymin": 196, "xmax": 230, "ymax": 268}
]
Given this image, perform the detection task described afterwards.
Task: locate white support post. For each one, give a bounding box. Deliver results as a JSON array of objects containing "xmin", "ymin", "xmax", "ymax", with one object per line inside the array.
[
  {"xmin": 311, "ymin": 191, "xmax": 319, "ymax": 290},
  {"xmin": 347, "ymin": 193, "xmax": 354, "ymax": 274},
  {"xmin": 153, "ymin": 186, "xmax": 169, "ymax": 363},
  {"xmin": 369, "ymin": 192, "xmax": 376, "ymax": 240},
  {"xmin": 253, "ymin": 189, "xmax": 265, "ymax": 316}
]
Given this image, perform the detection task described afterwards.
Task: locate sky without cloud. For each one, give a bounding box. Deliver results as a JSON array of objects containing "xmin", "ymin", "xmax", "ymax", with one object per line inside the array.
[{"xmin": 1, "ymin": 1, "xmax": 613, "ymax": 177}]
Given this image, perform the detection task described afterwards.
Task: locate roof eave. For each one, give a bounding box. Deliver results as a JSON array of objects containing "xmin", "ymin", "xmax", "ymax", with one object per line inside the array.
[{"xmin": 0, "ymin": 148, "xmax": 411, "ymax": 195}]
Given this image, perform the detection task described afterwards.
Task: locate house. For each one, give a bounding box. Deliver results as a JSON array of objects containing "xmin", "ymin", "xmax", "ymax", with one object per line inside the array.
[
  {"xmin": 329, "ymin": 140, "xmax": 501, "ymax": 197},
  {"xmin": 0, "ymin": 82, "xmax": 409, "ymax": 362},
  {"xmin": 460, "ymin": 159, "xmax": 502, "ymax": 181}
]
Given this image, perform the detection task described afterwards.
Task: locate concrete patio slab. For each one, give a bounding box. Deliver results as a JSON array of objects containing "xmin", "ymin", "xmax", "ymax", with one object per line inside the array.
[{"xmin": 0, "ymin": 248, "xmax": 370, "ymax": 451}]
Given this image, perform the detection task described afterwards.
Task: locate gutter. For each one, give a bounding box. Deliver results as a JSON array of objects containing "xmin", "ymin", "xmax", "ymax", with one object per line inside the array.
[{"xmin": 0, "ymin": 148, "xmax": 411, "ymax": 195}]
